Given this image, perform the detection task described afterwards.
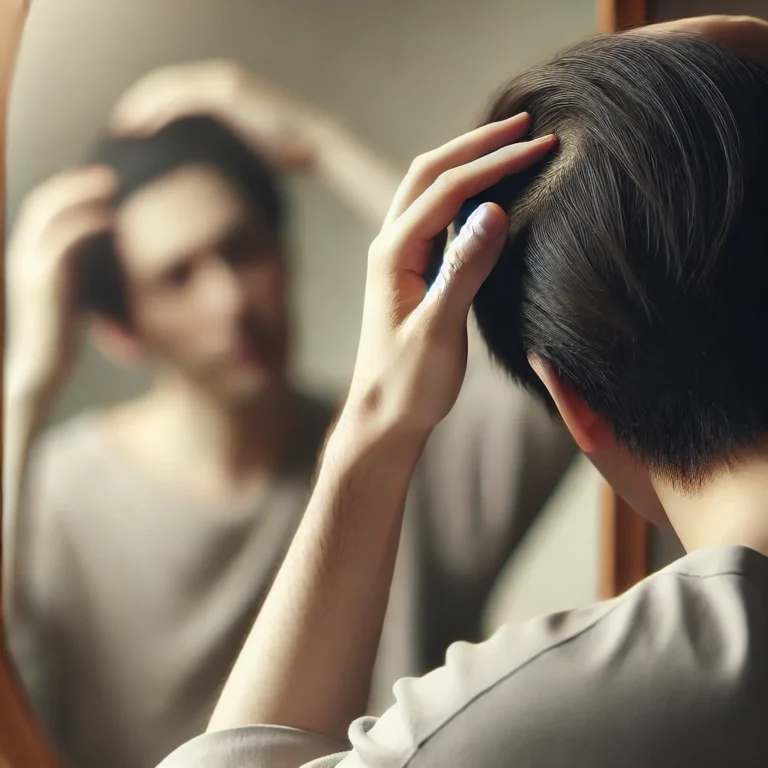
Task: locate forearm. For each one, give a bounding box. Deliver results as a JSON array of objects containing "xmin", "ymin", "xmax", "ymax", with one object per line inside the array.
[
  {"xmin": 221, "ymin": 79, "xmax": 401, "ymax": 227},
  {"xmin": 2, "ymin": 383, "xmax": 54, "ymax": 628},
  {"xmin": 309, "ymin": 118, "xmax": 402, "ymax": 226},
  {"xmin": 208, "ymin": 406, "xmax": 427, "ymax": 742}
]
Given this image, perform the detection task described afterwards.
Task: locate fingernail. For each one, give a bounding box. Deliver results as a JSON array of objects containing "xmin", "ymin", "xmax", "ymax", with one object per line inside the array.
[
  {"xmin": 506, "ymin": 111, "xmax": 530, "ymax": 125},
  {"xmin": 530, "ymin": 133, "xmax": 557, "ymax": 147},
  {"xmin": 469, "ymin": 203, "xmax": 506, "ymax": 239}
]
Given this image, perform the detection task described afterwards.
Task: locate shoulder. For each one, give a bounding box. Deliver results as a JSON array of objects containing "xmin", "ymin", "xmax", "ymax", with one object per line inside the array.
[
  {"xmin": 156, "ymin": 726, "xmax": 346, "ymax": 768},
  {"xmin": 10, "ymin": 414, "xmax": 109, "ymax": 605},
  {"xmin": 355, "ymin": 546, "xmax": 768, "ymax": 766},
  {"xmin": 29, "ymin": 411, "xmax": 108, "ymax": 502}
]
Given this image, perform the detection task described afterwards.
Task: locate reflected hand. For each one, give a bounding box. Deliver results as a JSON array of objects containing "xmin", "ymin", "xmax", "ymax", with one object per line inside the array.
[
  {"xmin": 340, "ymin": 113, "xmax": 556, "ymax": 437},
  {"xmin": 645, "ymin": 15, "xmax": 768, "ymax": 69},
  {"xmin": 7, "ymin": 167, "xmax": 116, "ymax": 400},
  {"xmin": 111, "ymin": 60, "xmax": 322, "ymax": 170}
]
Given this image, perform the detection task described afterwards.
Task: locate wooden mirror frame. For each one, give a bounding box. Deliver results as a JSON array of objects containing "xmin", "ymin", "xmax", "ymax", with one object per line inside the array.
[
  {"xmin": 597, "ymin": 0, "xmax": 653, "ymax": 600},
  {"xmin": 1, "ymin": 1, "xmax": 62, "ymax": 764}
]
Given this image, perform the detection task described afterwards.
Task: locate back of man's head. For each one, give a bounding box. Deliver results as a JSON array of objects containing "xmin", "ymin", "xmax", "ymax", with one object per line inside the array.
[
  {"xmin": 471, "ymin": 32, "xmax": 768, "ymax": 487},
  {"xmin": 78, "ymin": 115, "xmax": 286, "ymax": 324}
]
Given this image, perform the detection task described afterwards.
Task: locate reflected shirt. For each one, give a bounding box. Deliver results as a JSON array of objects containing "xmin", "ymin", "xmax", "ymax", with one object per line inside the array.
[{"xmin": 8, "ymin": 359, "xmax": 575, "ymax": 768}]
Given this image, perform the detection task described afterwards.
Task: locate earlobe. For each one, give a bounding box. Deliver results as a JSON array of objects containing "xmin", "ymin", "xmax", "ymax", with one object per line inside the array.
[
  {"xmin": 90, "ymin": 317, "xmax": 146, "ymax": 367},
  {"xmin": 528, "ymin": 354, "xmax": 613, "ymax": 454}
]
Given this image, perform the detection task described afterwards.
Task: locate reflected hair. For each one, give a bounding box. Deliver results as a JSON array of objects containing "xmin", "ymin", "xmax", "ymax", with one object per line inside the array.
[
  {"xmin": 469, "ymin": 32, "xmax": 768, "ymax": 486},
  {"xmin": 77, "ymin": 115, "xmax": 286, "ymax": 324}
]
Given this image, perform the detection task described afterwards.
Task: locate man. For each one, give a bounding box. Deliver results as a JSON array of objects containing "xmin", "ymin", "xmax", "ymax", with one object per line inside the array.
[
  {"xmin": 4, "ymin": 64, "xmax": 574, "ymax": 767},
  {"xmin": 155, "ymin": 14, "xmax": 768, "ymax": 768}
]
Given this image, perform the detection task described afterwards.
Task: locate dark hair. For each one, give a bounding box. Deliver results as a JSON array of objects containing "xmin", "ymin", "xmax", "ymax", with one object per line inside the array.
[
  {"xmin": 77, "ymin": 115, "xmax": 287, "ymax": 323},
  {"xmin": 470, "ymin": 32, "xmax": 768, "ymax": 486}
]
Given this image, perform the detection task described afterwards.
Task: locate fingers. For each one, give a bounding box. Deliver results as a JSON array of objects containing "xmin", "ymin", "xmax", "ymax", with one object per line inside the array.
[
  {"xmin": 19, "ymin": 166, "xmax": 116, "ymax": 234},
  {"xmin": 404, "ymin": 134, "xmax": 555, "ymax": 238},
  {"xmin": 416, "ymin": 203, "xmax": 508, "ymax": 330},
  {"xmin": 383, "ymin": 112, "xmax": 532, "ymax": 227},
  {"xmin": 110, "ymin": 60, "xmax": 243, "ymax": 135},
  {"xmin": 111, "ymin": 93, "xmax": 189, "ymax": 136},
  {"xmin": 642, "ymin": 16, "xmax": 768, "ymax": 67},
  {"xmin": 377, "ymin": 134, "xmax": 555, "ymax": 276},
  {"xmin": 10, "ymin": 168, "xmax": 116, "ymax": 284},
  {"xmin": 110, "ymin": 64, "xmax": 185, "ymax": 133},
  {"xmin": 43, "ymin": 206, "xmax": 114, "ymax": 259}
]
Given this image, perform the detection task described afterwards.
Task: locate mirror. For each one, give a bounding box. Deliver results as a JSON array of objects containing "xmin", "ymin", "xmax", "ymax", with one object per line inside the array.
[
  {"xmin": 4, "ymin": 2, "xmax": 603, "ymax": 766},
  {"xmin": 7, "ymin": 2, "xmax": 767, "ymax": 765}
]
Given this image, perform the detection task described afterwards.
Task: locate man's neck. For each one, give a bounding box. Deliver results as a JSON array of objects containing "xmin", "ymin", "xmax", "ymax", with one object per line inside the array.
[
  {"xmin": 657, "ymin": 451, "xmax": 768, "ymax": 558},
  {"xmin": 104, "ymin": 376, "xmax": 297, "ymax": 507}
]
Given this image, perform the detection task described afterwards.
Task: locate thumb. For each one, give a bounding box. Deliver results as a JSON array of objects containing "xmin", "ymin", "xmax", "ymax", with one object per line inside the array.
[{"xmin": 422, "ymin": 202, "xmax": 508, "ymax": 327}]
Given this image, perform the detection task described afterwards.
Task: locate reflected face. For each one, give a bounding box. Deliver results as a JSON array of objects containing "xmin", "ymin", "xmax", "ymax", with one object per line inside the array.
[{"xmin": 116, "ymin": 164, "xmax": 289, "ymax": 401}]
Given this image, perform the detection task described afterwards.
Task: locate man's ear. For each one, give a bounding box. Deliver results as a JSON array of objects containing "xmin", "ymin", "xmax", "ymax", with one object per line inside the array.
[
  {"xmin": 90, "ymin": 316, "xmax": 146, "ymax": 367},
  {"xmin": 528, "ymin": 355, "xmax": 614, "ymax": 453}
]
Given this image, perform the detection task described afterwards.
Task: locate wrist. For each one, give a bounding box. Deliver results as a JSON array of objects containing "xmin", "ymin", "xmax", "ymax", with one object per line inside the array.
[
  {"xmin": 206, "ymin": 62, "xmax": 255, "ymax": 126},
  {"xmin": 326, "ymin": 389, "xmax": 431, "ymax": 472}
]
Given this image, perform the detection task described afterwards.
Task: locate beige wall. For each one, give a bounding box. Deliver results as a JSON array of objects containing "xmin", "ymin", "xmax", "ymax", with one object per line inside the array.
[{"xmin": 7, "ymin": 0, "xmax": 596, "ymax": 421}]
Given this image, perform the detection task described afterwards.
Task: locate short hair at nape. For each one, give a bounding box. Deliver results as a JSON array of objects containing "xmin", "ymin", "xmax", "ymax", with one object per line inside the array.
[
  {"xmin": 77, "ymin": 115, "xmax": 287, "ymax": 324},
  {"xmin": 471, "ymin": 32, "xmax": 768, "ymax": 487}
]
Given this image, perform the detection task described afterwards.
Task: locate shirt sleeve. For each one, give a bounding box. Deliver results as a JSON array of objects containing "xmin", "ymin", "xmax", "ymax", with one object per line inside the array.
[
  {"xmin": 4, "ymin": 437, "xmax": 70, "ymax": 747},
  {"xmin": 154, "ymin": 599, "xmax": 626, "ymax": 768},
  {"xmin": 337, "ymin": 552, "xmax": 766, "ymax": 768},
  {"xmin": 155, "ymin": 725, "xmax": 349, "ymax": 768},
  {"xmin": 156, "ymin": 552, "xmax": 764, "ymax": 768}
]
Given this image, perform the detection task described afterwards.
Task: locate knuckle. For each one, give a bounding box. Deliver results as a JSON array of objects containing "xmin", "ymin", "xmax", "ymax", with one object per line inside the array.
[
  {"xmin": 27, "ymin": 170, "xmax": 78, "ymax": 207},
  {"xmin": 408, "ymin": 151, "xmax": 443, "ymax": 186},
  {"xmin": 209, "ymin": 59, "xmax": 244, "ymax": 91},
  {"xmin": 367, "ymin": 234, "xmax": 390, "ymax": 264},
  {"xmin": 434, "ymin": 168, "xmax": 456, "ymax": 189},
  {"xmin": 449, "ymin": 240, "xmax": 469, "ymax": 270},
  {"xmin": 23, "ymin": 182, "xmax": 50, "ymax": 211},
  {"xmin": 409, "ymin": 152, "xmax": 433, "ymax": 176},
  {"xmin": 433, "ymin": 169, "xmax": 466, "ymax": 200}
]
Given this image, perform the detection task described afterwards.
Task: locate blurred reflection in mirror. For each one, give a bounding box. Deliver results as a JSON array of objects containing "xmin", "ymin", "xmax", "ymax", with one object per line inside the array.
[{"xmin": 4, "ymin": 3, "xmax": 594, "ymax": 766}]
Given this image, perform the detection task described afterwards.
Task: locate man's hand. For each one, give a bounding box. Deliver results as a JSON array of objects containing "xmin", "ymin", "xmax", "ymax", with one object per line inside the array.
[
  {"xmin": 4, "ymin": 166, "xmax": 115, "ymax": 635},
  {"xmin": 110, "ymin": 60, "xmax": 403, "ymax": 225},
  {"xmin": 644, "ymin": 15, "xmax": 768, "ymax": 69},
  {"xmin": 110, "ymin": 60, "xmax": 321, "ymax": 170},
  {"xmin": 6, "ymin": 166, "xmax": 116, "ymax": 402},
  {"xmin": 341, "ymin": 111, "xmax": 556, "ymax": 437},
  {"xmin": 208, "ymin": 112, "xmax": 557, "ymax": 739}
]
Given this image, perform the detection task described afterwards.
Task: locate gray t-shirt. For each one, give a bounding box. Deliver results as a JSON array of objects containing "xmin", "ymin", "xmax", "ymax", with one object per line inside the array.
[
  {"xmin": 157, "ymin": 545, "xmax": 768, "ymax": 768},
  {"xmin": 8, "ymin": 363, "xmax": 575, "ymax": 768}
]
